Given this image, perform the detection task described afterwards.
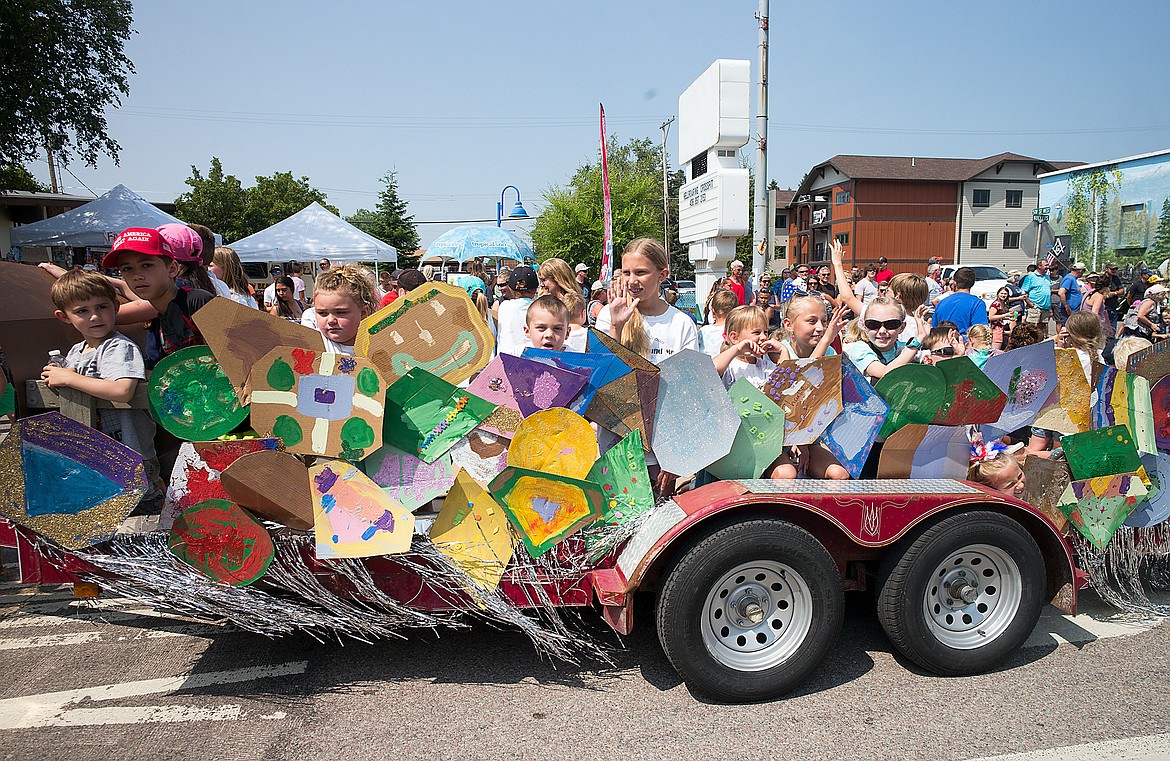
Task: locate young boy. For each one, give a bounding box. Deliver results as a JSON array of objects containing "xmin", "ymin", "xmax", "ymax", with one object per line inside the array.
[
  {"xmin": 497, "ymin": 265, "xmax": 538, "ymax": 356},
  {"xmin": 101, "ymin": 227, "xmax": 213, "ymax": 368},
  {"xmin": 700, "ymin": 289, "xmax": 739, "ymax": 357},
  {"xmin": 561, "ymin": 291, "xmax": 588, "ymax": 352},
  {"xmin": 524, "ymin": 295, "xmax": 570, "ymax": 352},
  {"xmin": 42, "ymin": 270, "xmax": 162, "ymax": 498}
]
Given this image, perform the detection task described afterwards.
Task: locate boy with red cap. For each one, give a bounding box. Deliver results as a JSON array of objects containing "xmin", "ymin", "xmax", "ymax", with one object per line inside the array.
[{"xmin": 102, "ymin": 227, "xmax": 213, "ymax": 368}]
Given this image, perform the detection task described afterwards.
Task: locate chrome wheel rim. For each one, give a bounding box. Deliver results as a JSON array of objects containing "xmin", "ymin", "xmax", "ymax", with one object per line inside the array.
[
  {"xmin": 701, "ymin": 560, "xmax": 814, "ymax": 672},
  {"xmin": 923, "ymin": 543, "xmax": 1022, "ymax": 649}
]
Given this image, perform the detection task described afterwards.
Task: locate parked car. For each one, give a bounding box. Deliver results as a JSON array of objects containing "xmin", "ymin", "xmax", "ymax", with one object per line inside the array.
[{"xmin": 941, "ymin": 265, "xmax": 1010, "ymax": 303}]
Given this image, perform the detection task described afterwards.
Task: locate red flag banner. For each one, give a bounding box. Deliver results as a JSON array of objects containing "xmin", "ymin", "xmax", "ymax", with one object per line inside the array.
[{"xmin": 600, "ymin": 103, "xmax": 614, "ymax": 286}]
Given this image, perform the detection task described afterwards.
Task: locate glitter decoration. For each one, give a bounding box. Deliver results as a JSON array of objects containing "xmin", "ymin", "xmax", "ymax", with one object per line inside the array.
[{"xmin": 0, "ymin": 412, "xmax": 146, "ymax": 550}]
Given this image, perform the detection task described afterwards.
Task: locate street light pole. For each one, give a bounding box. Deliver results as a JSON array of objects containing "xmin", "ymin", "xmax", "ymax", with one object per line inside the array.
[{"xmin": 497, "ymin": 185, "xmax": 528, "ymax": 227}]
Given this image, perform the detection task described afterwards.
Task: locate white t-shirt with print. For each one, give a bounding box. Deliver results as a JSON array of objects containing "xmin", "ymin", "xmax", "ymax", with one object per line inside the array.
[
  {"xmin": 697, "ymin": 323, "xmax": 725, "ymax": 357},
  {"xmin": 594, "ymin": 304, "xmax": 699, "ymax": 365},
  {"xmin": 721, "ymin": 355, "xmax": 777, "ymax": 390},
  {"xmin": 496, "ymin": 297, "xmax": 533, "ymax": 356}
]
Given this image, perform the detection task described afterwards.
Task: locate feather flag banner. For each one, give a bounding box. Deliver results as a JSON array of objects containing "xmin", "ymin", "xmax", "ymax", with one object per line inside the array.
[{"xmin": 599, "ymin": 102, "xmax": 614, "ymax": 286}]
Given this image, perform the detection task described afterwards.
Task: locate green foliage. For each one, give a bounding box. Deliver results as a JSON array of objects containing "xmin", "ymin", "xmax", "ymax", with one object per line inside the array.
[
  {"xmin": 244, "ymin": 171, "xmax": 338, "ymax": 235},
  {"xmin": 174, "ymin": 158, "xmax": 248, "ymax": 242},
  {"xmin": 174, "ymin": 157, "xmax": 339, "ymax": 242},
  {"xmin": 1148, "ymin": 197, "xmax": 1170, "ymax": 266},
  {"xmin": 531, "ymin": 136, "xmax": 667, "ymax": 276},
  {"xmin": 346, "ymin": 171, "xmax": 421, "ymax": 267},
  {"xmin": 0, "ymin": 0, "xmax": 134, "ymax": 167},
  {"xmin": 0, "ymin": 164, "xmax": 49, "ymax": 192}
]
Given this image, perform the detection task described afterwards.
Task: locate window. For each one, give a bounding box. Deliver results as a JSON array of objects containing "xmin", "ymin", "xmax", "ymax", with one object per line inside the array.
[
  {"xmin": 775, "ymin": 213, "xmax": 787, "ymax": 228},
  {"xmin": 1006, "ymin": 190, "xmax": 1023, "ymax": 208},
  {"xmin": 835, "ymin": 233, "xmax": 850, "ymax": 244},
  {"xmin": 972, "ymin": 189, "xmax": 991, "ymax": 207},
  {"xmin": 835, "ymin": 190, "xmax": 851, "ymax": 205},
  {"xmin": 971, "ymin": 231, "xmax": 988, "ymax": 249},
  {"xmin": 1003, "ymin": 232, "xmax": 1020, "ymax": 249}
]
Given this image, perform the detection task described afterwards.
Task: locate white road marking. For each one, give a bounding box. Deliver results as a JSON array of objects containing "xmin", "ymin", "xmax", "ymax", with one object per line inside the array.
[
  {"xmin": 0, "ymin": 623, "xmax": 224, "ymax": 651},
  {"xmin": 0, "ymin": 661, "xmax": 308, "ymax": 729},
  {"xmin": 968, "ymin": 731, "xmax": 1170, "ymax": 760},
  {"xmin": 0, "ymin": 607, "xmax": 217, "ymax": 630}
]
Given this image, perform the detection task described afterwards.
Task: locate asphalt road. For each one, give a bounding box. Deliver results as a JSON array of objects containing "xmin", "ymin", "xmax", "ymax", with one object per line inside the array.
[{"xmin": 2, "ymin": 562, "xmax": 1169, "ymax": 761}]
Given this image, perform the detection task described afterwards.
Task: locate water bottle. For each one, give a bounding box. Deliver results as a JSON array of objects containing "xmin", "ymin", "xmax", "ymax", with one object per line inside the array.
[{"xmin": 47, "ymin": 350, "xmax": 66, "ymax": 368}]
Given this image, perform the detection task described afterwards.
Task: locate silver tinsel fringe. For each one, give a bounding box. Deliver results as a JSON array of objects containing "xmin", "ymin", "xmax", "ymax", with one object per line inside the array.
[
  {"xmin": 1072, "ymin": 525, "xmax": 1170, "ymax": 615},
  {"xmin": 36, "ymin": 522, "xmax": 625, "ymax": 663}
]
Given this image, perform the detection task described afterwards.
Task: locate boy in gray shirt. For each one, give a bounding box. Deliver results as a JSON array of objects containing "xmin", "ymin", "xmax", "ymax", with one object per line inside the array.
[{"xmin": 41, "ymin": 270, "xmax": 162, "ymax": 501}]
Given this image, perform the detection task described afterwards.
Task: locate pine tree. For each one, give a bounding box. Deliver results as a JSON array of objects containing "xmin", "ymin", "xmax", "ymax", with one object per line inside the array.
[
  {"xmin": 347, "ymin": 172, "xmax": 421, "ymax": 267},
  {"xmin": 1149, "ymin": 197, "xmax": 1170, "ymax": 265}
]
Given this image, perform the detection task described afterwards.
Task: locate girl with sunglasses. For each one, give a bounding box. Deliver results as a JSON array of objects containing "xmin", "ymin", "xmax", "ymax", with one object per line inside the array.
[{"xmin": 842, "ymin": 297, "xmax": 928, "ymax": 381}]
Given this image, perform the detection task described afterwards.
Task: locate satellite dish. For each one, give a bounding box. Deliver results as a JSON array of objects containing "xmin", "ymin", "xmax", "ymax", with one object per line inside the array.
[{"xmin": 1019, "ymin": 222, "xmax": 1055, "ymax": 262}]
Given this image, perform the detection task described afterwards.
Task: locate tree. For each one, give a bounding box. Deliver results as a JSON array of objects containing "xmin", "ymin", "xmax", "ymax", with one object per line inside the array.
[
  {"xmin": 346, "ymin": 172, "xmax": 421, "ymax": 267},
  {"xmin": 243, "ymin": 171, "xmax": 338, "ymax": 236},
  {"xmin": 0, "ymin": 164, "xmax": 49, "ymax": 193},
  {"xmin": 0, "ymin": 0, "xmax": 134, "ymax": 167},
  {"xmin": 531, "ymin": 136, "xmax": 666, "ymax": 276},
  {"xmin": 174, "ymin": 157, "xmax": 248, "ymax": 242},
  {"xmin": 174, "ymin": 158, "xmax": 338, "ymax": 242},
  {"xmin": 1149, "ymin": 197, "xmax": 1170, "ymax": 266}
]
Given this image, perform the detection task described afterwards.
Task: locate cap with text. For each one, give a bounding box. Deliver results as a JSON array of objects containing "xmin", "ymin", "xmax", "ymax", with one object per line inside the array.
[{"xmin": 101, "ymin": 227, "xmax": 175, "ymax": 268}]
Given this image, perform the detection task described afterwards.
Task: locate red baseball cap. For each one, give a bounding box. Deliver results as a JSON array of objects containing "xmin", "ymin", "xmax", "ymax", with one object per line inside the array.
[{"xmin": 102, "ymin": 227, "xmax": 176, "ymax": 268}]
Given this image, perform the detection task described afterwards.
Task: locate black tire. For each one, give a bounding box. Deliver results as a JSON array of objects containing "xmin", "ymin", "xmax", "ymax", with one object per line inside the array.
[
  {"xmin": 876, "ymin": 510, "xmax": 1045, "ymax": 675},
  {"xmin": 655, "ymin": 519, "xmax": 844, "ymax": 702}
]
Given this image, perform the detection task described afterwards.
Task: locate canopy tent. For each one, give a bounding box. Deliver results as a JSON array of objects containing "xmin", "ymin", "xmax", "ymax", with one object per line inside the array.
[
  {"xmin": 9, "ymin": 184, "xmax": 184, "ymax": 249},
  {"xmin": 229, "ymin": 202, "xmax": 397, "ymax": 265}
]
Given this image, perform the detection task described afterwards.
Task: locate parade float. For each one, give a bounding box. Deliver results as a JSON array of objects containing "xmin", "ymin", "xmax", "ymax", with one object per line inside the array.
[{"xmin": 2, "ymin": 268, "xmax": 1168, "ymax": 703}]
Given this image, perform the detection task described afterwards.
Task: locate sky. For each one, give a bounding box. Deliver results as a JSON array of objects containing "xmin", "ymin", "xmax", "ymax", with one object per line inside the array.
[{"xmin": 28, "ymin": 0, "xmax": 1170, "ymax": 248}]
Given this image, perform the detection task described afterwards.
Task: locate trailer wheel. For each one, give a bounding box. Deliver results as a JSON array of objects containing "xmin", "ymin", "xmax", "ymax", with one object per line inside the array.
[
  {"xmin": 655, "ymin": 519, "xmax": 844, "ymax": 702},
  {"xmin": 877, "ymin": 510, "xmax": 1045, "ymax": 675}
]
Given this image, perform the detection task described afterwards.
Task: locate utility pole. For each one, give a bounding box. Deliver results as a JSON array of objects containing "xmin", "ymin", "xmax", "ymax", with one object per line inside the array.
[
  {"xmin": 660, "ymin": 116, "xmax": 675, "ymax": 252},
  {"xmin": 45, "ymin": 146, "xmax": 59, "ymax": 194},
  {"xmin": 751, "ymin": 0, "xmax": 769, "ymax": 279}
]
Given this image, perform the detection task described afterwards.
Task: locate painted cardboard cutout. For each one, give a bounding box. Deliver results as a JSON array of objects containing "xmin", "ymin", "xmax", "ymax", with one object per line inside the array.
[
  {"xmin": 1125, "ymin": 453, "xmax": 1170, "ymax": 528},
  {"xmin": 163, "ymin": 439, "xmax": 280, "ymax": 529},
  {"xmin": 1058, "ymin": 473, "xmax": 1147, "ymax": 550},
  {"xmin": 707, "ymin": 379, "xmax": 787, "ymax": 481},
  {"xmin": 362, "ymin": 442, "xmax": 456, "ymax": 511},
  {"xmin": 762, "ymin": 355, "xmax": 843, "ymax": 446},
  {"xmin": 652, "ymin": 349, "xmax": 739, "ymax": 477},
  {"xmin": 522, "ymin": 347, "xmax": 630, "ymax": 414},
  {"xmin": 193, "ymin": 296, "xmax": 324, "ymax": 401},
  {"xmin": 877, "ymin": 424, "xmax": 969, "ymax": 480},
  {"xmin": 448, "ymin": 429, "xmax": 510, "ymax": 485},
  {"xmin": 584, "ymin": 430, "xmax": 655, "ymax": 538},
  {"xmin": 0, "ymin": 412, "xmax": 146, "ymax": 550},
  {"xmin": 430, "ymin": 469, "xmax": 514, "ymax": 590},
  {"xmin": 1022, "ymin": 456, "xmax": 1072, "ymax": 534},
  {"xmin": 507, "ymin": 408, "xmax": 598, "ymax": 480},
  {"xmin": 148, "ymin": 346, "xmax": 248, "ymax": 440},
  {"xmin": 1062, "ymin": 425, "xmax": 1146, "ymax": 482},
  {"xmin": 381, "ymin": 368, "xmax": 495, "ymax": 463},
  {"xmin": 489, "ymin": 466, "xmax": 603, "ymax": 559},
  {"xmin": 467, "ymin": 354, "xmax": 589, "ymax": 438},
  {"xmin": 250, "ymin": 347, "xmax": 385, "ymax": 460},
  {"xmin": 168, "ymin": 498, "xmax": 274, "ymax": 586},
  {"xmin": 220, "ymin": 450, "xmax": 314, "ymax": 530},
  {"xmin": 310, "ymin": 460, "xmax": 414, "ymax": 559},
  {"xmin": 982, "ymin": 342, "xmax": 1059, "ymax": 439},
  {"xmin": 1127, "ymin": 340, "xmax": 1170, "ymax": 385},
  {"xmin": 822, "ymin": 358, "xmax": 889, "ymax": 478},
  {"xmin": 355, "ymin": 281, "xmax": 494, "ymax": 388}
]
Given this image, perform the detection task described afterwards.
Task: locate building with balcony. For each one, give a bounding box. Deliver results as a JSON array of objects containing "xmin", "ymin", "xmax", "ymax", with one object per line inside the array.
[{"xmin": 786, "ymin": 152, "xmax": 1081, "ymax": 273}]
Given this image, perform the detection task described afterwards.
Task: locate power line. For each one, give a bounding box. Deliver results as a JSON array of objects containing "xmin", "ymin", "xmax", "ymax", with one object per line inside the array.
[
  {"xmin": 768, "ymin": 122, "xmax": 1170, "ymax": 136},
  {"xmin": 115, "ymin": 106, "xmax": 662, "ymax": 130}
]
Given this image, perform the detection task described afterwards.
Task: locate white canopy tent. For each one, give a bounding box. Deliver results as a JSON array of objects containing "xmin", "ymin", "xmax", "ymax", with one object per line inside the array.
[
  {"xmin": 9, "ymin": 184, "xmax": 184, "ymax": 248},
  {"xmin": 229, "ymin": 202, "xmax": 397, "ymax": 266}
]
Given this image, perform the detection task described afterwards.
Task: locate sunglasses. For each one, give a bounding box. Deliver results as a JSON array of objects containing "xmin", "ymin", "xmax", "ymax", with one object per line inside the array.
[{"xmin": 864, "ymin": 318, "xmax": 904, "ymax": 331}]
